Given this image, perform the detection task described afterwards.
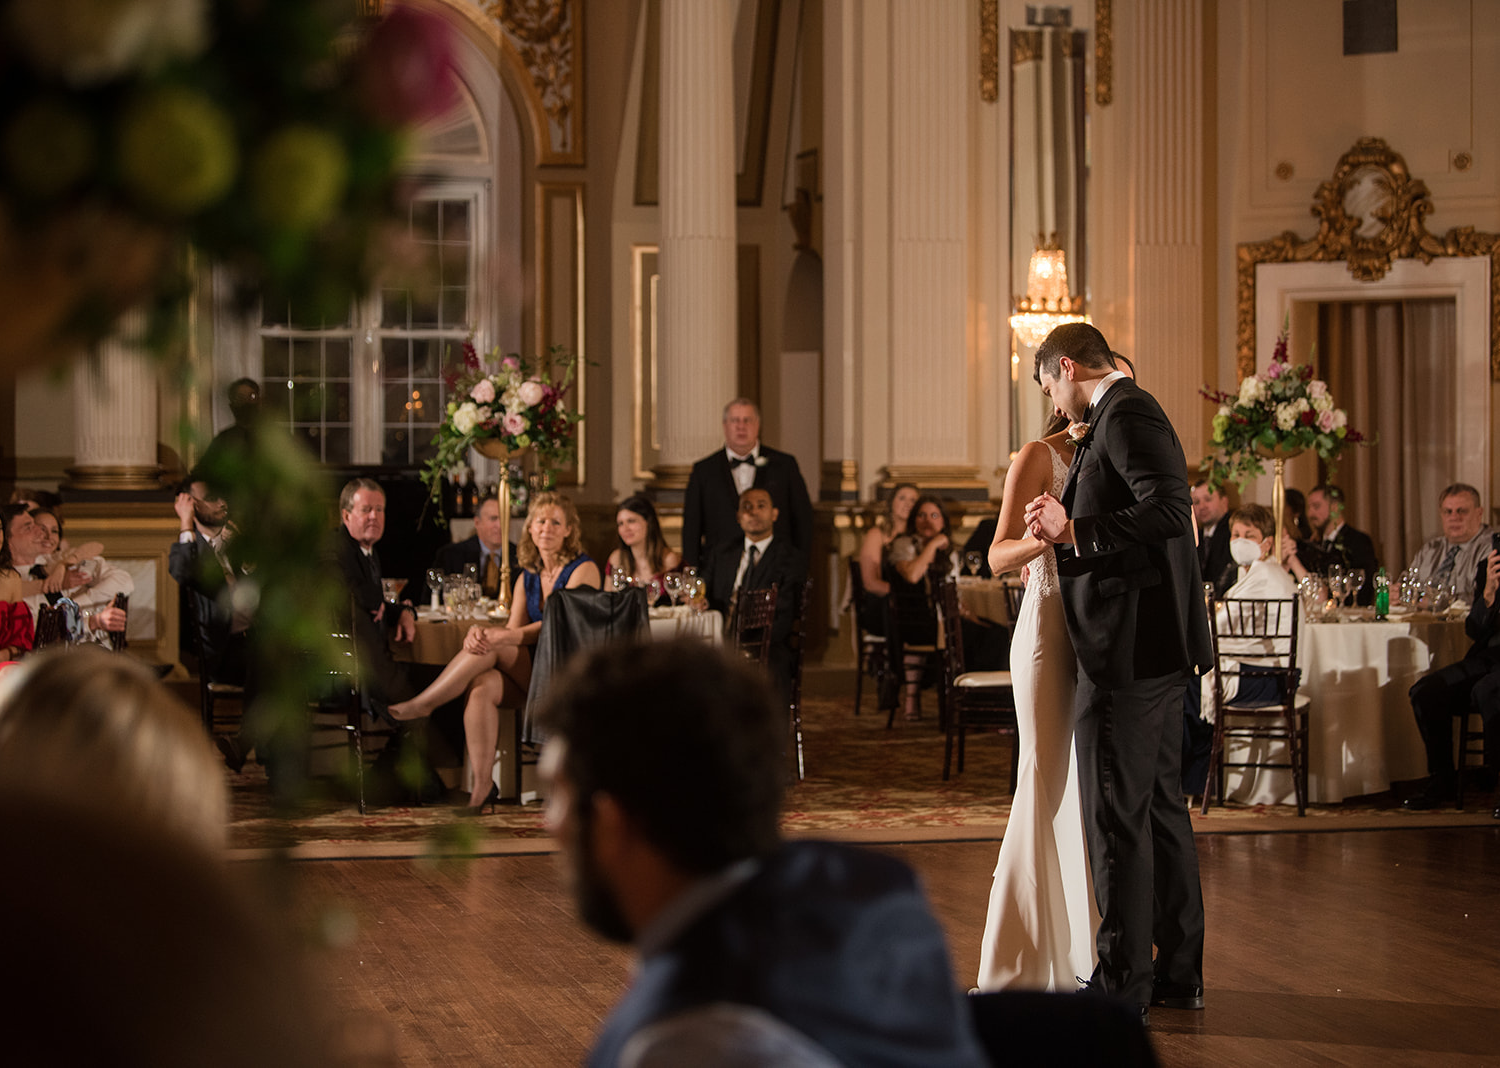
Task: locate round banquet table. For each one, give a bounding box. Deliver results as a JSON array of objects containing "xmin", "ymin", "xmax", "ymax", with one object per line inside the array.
[
  {"xmin": 394, "ymin": 605, "xmax": 721, "ymax": 665},
  {"xmin": 1221, "ymin": 613, "xmax": 1469, "ymax": 805}
]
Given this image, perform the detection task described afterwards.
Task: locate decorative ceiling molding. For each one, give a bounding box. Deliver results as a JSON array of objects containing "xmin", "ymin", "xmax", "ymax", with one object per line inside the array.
[
  {"xmin": 979, "ymin": 0, "xmax": 998, "ymax": 103},
  {"xmin": 1094, "ymin": 0, "xmax": 1112, "ymax": 106},
  {"xmin": 484, "ymin": 0, "xmax": 582, "ymax": 166},
  {"xmin": 1236, "ymin": 138, "xmax": 1500, "ymax": 379}
]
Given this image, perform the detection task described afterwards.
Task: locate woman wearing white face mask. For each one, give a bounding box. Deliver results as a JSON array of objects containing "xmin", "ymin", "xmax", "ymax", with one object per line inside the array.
[{"xmin": 1181, "ymin": 503, "xmax": 1299, "ymax": 797}]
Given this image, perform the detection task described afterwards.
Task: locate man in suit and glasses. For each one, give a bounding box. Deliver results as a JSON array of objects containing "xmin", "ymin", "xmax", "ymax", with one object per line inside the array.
[
  {"xmin": 681, "ymin": 399, "xmax": 814, "ymax": 567},
  {"xmin": 1024, "ymin": 322, "xmax": 1213, "ymax": 1026}
]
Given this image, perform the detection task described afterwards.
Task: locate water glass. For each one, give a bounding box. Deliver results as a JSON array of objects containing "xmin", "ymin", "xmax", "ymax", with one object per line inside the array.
[
  {"xmin": 647, "ymin": 577, "xmax": 664, "ymax": 606},
  {"xmin": 609, "ymin": 569, "xmax": 631, "ymax": 592},
  {"xmin": 426, "ymin": 568, "xmax": 444, "ymax": 609},
  {"xmin": 1346, "ymin": 568, "xmax": 1366, "ymax": 608},
  {"xmin": 964, "ymin": 551, "xmax": 983, "ymax": 576},
  {"xmin": 663, "ymin": 572, "xmax": 684, "ymax": 606}
]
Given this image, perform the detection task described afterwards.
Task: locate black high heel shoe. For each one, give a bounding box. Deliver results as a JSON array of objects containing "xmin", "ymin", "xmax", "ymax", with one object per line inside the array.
[{"xmin": 461, "ymin": 783, "xmax": 501, "ymax": 815}]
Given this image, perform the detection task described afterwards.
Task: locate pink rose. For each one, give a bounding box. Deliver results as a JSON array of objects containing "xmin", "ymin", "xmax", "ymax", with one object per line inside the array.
[
  {"xmin": 1266, "ymin": 361, "xmax": 1283, "ymax": 379},
  {"xmin": 501, "ymin": 412, "xmax": 528, "ymax": 435},
  {"xmin": 502, "ymin": 356, "xmax": 520, "ymax": 370},
  {"xmin": 470, "ymin": 378, "xmax": 495, "ymax": 404},
  {"xmin": 355, "ymin": 7, "xmax": 459, "ymax": 126},
  {"xmin": 517, "ymin": 379, "xmax": 545, "ymax": 407},
  {"xmin": 1317, "ymin": 409, "xmax": 1336, "ymax": 432}
]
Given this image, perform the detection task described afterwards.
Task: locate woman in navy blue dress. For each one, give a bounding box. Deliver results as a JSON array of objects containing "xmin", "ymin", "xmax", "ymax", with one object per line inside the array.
[{"xmin": 391, "ymin": 491, "xmax": 599, "ymax": 808}]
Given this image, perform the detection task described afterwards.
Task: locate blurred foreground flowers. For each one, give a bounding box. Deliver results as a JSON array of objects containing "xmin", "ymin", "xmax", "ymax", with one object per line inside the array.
[{"xmin": 0, "ymin": 0, "xmax": 455, "ymax": 369}]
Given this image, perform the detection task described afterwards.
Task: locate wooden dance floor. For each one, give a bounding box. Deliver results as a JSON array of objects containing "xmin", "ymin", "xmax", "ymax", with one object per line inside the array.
[{"xmin": 278, "ymin": 824, "xmax": 1500, "ymax": 1066}]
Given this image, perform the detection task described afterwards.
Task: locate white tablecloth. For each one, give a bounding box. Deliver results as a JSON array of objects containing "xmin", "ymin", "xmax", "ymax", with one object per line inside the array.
[
  {"xmin": 1223, "ymin": 616, "xmax": 1469, "ymax": 804},
  {"xmin": 647, "ymin": 606, "xmax": 723, "ymax": 644}
]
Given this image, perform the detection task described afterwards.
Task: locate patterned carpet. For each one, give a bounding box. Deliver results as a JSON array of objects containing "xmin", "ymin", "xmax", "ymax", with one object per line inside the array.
[{"xmin": 226, "ymin": 687, "xmax": 1497, "ymax": 855}]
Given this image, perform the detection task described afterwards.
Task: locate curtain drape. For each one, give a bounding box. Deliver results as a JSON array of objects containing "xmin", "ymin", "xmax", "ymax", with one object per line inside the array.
[{"xmin": 1317, "ymin": 299, "xmax": 1456, "ymax": 572}]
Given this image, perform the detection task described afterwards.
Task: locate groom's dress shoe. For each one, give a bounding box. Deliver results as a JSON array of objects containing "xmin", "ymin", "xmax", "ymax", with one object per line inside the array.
[
  {"xmin": 1402, "ymin": 782, "xmax": 1454, "ymax": 811},
  {"xmin": 1151, "ymin": 979, "xmax": 1205, "ymax": 1010}
]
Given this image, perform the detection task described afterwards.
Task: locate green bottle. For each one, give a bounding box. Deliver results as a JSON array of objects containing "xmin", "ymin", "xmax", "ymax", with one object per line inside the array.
[{"xmin": 1374, "ymin": 566, "xmax": 1390, "ymax": 619}]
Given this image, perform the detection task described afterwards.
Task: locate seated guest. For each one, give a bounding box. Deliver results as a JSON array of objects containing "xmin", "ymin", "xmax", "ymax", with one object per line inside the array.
[
  {"xmin": 331, "ymin": 478, "xmax": 417, "ymax": 717},
  {"xmin": 1279, "ymin": 488, "xmax": 1322, "ymax": 582},
  {"xmin": 405, "ymin": 492, "xmax": 517, "ymax": 607},
  {"xmin": 1184, "ymin": 503, "xmax": 1299, "ymax": 796},
  {"xmin": 171, "ymin": 478, "xmax": 256, "ymax": 770},
  {"xmin": 535, "ymin": 639, "xmax": 988, "ymax": 1068},
  {"xmin": 605, "ymin": 493, "xmax": 681, "ymax": 592},
  {"xmin": 390, "ymin": 491, "xmax": 600, "ymax": 811},
  {"xmin": 3, "ymin": 504, "xmax": 125, "ymax": 642},
  {"xmin": 1406, "ymin": 482, "xmax": 1494, "ymax": 605},
  {"xmin": 703, "ymin": 487, "xmax": 808, "ymax": 703},
  {"xmin": 1192, "ymin": 479, "xmax": 1235, "ymax": 597},
  {"xmin": 1403, "ymin": 546, "xmax": 1500, "ymax": 812},
  {"xmin": 0, "ymin": 513, "xmax": 32, "ymax": 659},
  {"xmin": 856, "ymin": 482, "xmax": 918, "ymax": 627},
  {"xmin": 0, "ymin": 646, "xmax": 226, "ymax": 850},
  {"xmin": 888, "ymin": 494, "xmax": 954, "ymax": 720},
  {"xmin": 1306, "ymin": 483, "xmax": 1378, "ymax": 605}
]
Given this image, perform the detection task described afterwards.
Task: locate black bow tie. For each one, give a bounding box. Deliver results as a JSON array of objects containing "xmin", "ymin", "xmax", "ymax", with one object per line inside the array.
[{"xmin": 729, "ymin": 455, "xmax": 755, "ymax": 467}]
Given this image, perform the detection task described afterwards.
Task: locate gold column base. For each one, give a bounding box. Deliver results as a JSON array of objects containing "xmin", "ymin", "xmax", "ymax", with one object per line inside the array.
[
  {"xmin": 64, "ymin": 464, "xmax": 163, "ymax": 491},
  {"xmin": 646, "ymin": 463, "xmax": 693, "ymax": 495},
  {"xmin": 820, "ymin": 460, "xmax": 859, "ymax": 502},
  {"xmin": 879, "ymin": 464, "xmax": 990, "ymax": 499}
]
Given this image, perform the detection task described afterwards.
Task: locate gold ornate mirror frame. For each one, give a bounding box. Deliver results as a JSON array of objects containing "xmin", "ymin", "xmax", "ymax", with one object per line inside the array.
[{"xmin": 1236, "ymin": 137, "xmax": 1500, "ymax": 380}]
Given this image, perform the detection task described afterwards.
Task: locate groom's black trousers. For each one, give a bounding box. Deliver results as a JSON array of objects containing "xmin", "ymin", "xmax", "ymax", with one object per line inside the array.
[{"xmin": 1075, "ymin": 669, "xmax": 1206, "ymax": 1008}]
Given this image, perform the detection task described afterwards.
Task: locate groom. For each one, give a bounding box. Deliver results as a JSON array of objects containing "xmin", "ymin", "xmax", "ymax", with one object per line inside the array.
[{"xmin": 1023, "ymin": 323, "xmax": 1212, "ymax": 1025}]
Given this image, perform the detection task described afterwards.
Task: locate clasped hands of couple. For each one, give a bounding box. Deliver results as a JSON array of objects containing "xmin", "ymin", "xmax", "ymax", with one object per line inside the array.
[{"xmin": 1023, "ymin": 493, "xmax": 1074, "ymax": 547}]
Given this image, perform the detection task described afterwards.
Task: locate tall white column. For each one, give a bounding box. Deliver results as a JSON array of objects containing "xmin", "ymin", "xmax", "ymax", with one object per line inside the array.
[
  {"xmin": 68, "ymin": 310, "xmax": 161, "ymax": 489},
  {"xmin": 883, "ymin": 0, "xmax": 979, "ymax": 489},
  {"xmin": 1130, "ymin": 0, "xmax": 1206, "ymax": 460},
  {"xmin": 821, "ymin": 0, "xmax": 859, "ymax": 502},
  {"xmin": 652, "ymin": 0, "xmax": 737, "ymax": 485}
]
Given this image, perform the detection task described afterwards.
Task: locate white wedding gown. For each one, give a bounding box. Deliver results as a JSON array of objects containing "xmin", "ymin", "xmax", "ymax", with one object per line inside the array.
[{"xmin": 976, "ymin": 442, "xmax": 1099, "ymax": 991}]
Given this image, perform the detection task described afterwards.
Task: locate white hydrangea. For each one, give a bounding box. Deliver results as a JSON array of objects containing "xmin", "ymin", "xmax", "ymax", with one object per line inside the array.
[
  {"xmin": 451, "ymin": 401, "xmax": 480, "ymax": 435},
  {"xmin": 1311, "ymin": 392, "xmax": 1333, "ymax": 413},
  {"xmin": 1274, "ymin": 397, "xmax": 1309, "ymax": 431},
  {"xmin": 1238, "ymin": 375, "xmax": 1268, "ymax": 406},
  {"xmin": 1217, "ymin": 404, "xmax": 1232, "ymax": 418}
]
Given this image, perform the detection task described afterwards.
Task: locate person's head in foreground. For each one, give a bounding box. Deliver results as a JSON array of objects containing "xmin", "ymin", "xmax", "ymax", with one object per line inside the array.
[
  {"xmin": 536, "ymin": 639, "xmax": 987, "ymax": 1068},
  {"xmin": 0, "ymin": 646, "xmax": 228, "ymax": 851}
]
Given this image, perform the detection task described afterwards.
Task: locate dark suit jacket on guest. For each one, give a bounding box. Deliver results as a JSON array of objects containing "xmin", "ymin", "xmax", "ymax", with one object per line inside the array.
[
  {"xmin": 405, "ymin": 535, "xmax": 518, "ymax": 606},
  {"xmin": 331, "ymin": 526, "xmax": 413, "ymax": 710},
  {"xmin": 169, "ymin": 532, "xmax": 246, "ymax": 683},
  {"xmin": 1199, "ymin": 520, "xmax": 1234, "ymax": 598},
  {"xmin": 1316, "ymin": 524, "xmax": 1380, "ymax": 606},
  {"xmin": 681, "ymin": 445, "xmax": 814, "ymax": 567},
  {"xmin": 1057, "ymin": 381, "xmax": 1213, "ymax": 687},
  {"xmin": 963, "ymin": 519, "xmax": 998, "ymax": 578},
  {"xmin": 705, "ymin": 535, "xmax": 808, "ymax": 699}
]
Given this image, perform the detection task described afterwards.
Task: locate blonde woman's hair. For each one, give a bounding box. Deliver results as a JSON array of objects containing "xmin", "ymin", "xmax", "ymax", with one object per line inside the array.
[
  {"xmin": 0, "ymin": 647, "xmax": 228, "ymax": 851},
  {"xmin": 517, "ymin": 491, "xmax": 585, "ymax": 572}
]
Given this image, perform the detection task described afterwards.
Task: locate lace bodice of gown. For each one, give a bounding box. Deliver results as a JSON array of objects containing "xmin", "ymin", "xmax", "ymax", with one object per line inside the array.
[{"xmin": 1026, "ymin": 442, "xmax": 1070, "ymax": 600}]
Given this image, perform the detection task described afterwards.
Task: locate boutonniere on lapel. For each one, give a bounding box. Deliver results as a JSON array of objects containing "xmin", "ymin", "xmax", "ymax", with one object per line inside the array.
[
  {"xmin": 753, "ymin": 454, "xmax": 768, "ymax": 467},
  {"xmin": 1066, "ymin": 421, "xmax": 1093, "ymax": 448}
]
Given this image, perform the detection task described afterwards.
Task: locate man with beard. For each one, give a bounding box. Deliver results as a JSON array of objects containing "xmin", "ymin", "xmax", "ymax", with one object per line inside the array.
[{"xmin": 536, "ymin": 640, "xmax": 986, "ymax": 1068}]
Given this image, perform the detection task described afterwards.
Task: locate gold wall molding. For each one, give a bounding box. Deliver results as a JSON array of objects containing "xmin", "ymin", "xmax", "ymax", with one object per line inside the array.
[
  {"xmin": 1011, "ymin": 29, "xmax": 1043, "ymax": 65},
  {"xmin": 631, "ymin": 244, "xmax": 660, "ymax": 481},
  {"xmin": 979, "ymin": 0, "xmax": 999, "ymax": 102},
  {"xmin": 820, "ymin": 459, "xmax": 859, "ymax": 502},
  {"xmin": 536, "ymin": 182, "xmax": 586, "ymax": 481},
  {"xmin": 484, "ymin": 0, "xmax": 582, "ymax": 166},
  {"xmin": 1236, "ymin": 137, "xmax": 1500, "ymax": 380},
  {"xmin": 1094, "ymin": 0, "xmax": 1112, "ymax": 105}
]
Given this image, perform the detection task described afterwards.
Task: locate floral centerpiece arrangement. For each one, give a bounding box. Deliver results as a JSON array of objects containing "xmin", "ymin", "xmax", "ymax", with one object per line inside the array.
[
  {"xmin": 1199, "ymin": 321, "xmax": 1370, "ymax": 491},
  {"xmin": 422, "ymin": 336, "xmax": 583, "ymax": 514}
]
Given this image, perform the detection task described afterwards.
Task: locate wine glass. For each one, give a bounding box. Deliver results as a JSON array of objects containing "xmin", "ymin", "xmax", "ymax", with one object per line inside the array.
[
  {"xmin": 609, "ymin": 568, "xmax": 630, "ymax": 592},
  {"xmin": 425, "ymin": 568, "xmax": 444, "ymax": 609},
  {"xmin": 663, "ymin": 572, "xmax": 684, "ymax": 606},
  {"xmin": 682, "ymin": 565, "xmax": 698, "ymax": 582},
  {"xmin": 647, "ymin": 577, "xmax": 664, "ymax": 607},
  {"xmin": 463, "ymin": 562, "xmax": 480, "ymax": 586},
  {"xmin": 964, "ymin": 551, "xmax": 983, "ymax": 577},
  {"xmin": 687, "ymin": 575, "xmax": 706, "ymax": 609},
  {"xmin": 1346, "ymin": 568, "xmax": 1366, "ymax": 610},
  {"xmin": 1323, "ymin": 564, "xmax": 1346, "ymax": 620}
]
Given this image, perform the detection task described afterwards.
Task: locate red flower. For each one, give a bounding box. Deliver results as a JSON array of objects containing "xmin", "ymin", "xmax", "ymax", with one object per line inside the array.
[{"xmin": 1300, "ymin": 410, "xmax": 1315, "ymax": 426}]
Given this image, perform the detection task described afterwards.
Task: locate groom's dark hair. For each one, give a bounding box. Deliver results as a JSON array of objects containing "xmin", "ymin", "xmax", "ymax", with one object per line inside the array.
[{"xmin": 1033, "ymin": 322, "xmax": 1114, "ymax": 382}]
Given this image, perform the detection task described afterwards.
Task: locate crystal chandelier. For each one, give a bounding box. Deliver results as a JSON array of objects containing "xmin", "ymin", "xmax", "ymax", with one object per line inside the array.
[{"xmin": 1008, "ymin": 236, "xmax": 1087, "ymax": 348}]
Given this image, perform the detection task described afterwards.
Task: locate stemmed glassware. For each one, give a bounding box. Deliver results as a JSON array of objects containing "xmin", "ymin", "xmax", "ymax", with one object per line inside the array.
[
  {"xmin": 1297, "ymin": 576, "xmax": 1327, "ymax": 621},
  {"xmin": 425, "ymin": 568, "xmax": 444, "ymax": 610},
  {"xmin": 1346, "ymin": 568, "xmax": 1367, "ymax": 612},
  {"xmin": 686, "ymin": 573, "xmax": 706, "ymax": 609},
  {"xmin": 964, "ymin": 551, "xmax": 983, "ymax": 577},
  {"xmin": 609, "ymin": 569, "xmax": 632, "ymax": 592},
  {"xmin": 663, "ymin": 572, "xmax": 684, "ymax": 606},
  {"xmin": 1323, "ymin": 563, "xmax": 1346, "ymax": 620},
  {"xmin": 647, "ymin": 577, "xmax": 664, "ymax": 607}
]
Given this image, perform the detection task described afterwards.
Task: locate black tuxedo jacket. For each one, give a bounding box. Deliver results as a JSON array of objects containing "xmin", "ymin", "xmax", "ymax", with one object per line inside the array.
[
  {"xmin": 404, "ymin": 534, "xmax": 517, "ymax": 605},
  {"xmin": 704, "ymin": 536, "xmax": 807, "ymax": 648},
  {"xmin": 682, "ymin": 445, "xmax": 814, "ymax": 566},
  {"xmin": 1200, "ymin": 520, "xmax": 1234, "ymax": 598},
  {"xmin": 169, "ymin": 532, "xmax": 243, "ymax": 677},
  {"xmin": 1057, "ymin": 380, "xmax": 1213, "ymax": 687},
  {"xmin": 330, "ymin": 526, "xmax": 412, "ymax": 706},
  {"xmin": 1316, "ymin": 524, "xmax": 1380, "ymax": 605}
]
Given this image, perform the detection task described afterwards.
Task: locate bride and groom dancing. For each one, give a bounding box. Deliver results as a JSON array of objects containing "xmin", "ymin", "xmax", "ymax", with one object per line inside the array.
[{"xmin": 976, "ymin": 323, "xmax": 1213, "ymax": 1025}]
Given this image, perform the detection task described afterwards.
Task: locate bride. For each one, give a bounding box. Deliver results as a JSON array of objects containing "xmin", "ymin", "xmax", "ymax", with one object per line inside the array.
[{"xmin": 975, "ymin": 411, "xmax": 1099, "ymax": 991}]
